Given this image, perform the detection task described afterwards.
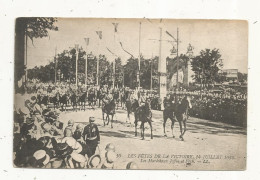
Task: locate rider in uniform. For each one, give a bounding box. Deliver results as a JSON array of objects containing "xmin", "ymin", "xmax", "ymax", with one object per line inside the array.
[
  {"xmin": 83, "ymin": 117, "xmax": 100, "ymax": 158},
  {"xmin": 163, "ymin": 94, "xmax": 174, "ymax": 121}
]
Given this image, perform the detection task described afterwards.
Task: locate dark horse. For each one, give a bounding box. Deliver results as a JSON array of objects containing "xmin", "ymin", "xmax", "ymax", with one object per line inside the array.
[
  {"xmin": 60, "ymin": 93, "xmax": 70, "ymax": 111},
  {"xmin": 163, "ymin": 95, "xmax": 175, "ymax": 137},
  {"xmin": 88, "ymin": 91, "xmax": 96, "ymax": 109},
  {"xmin": 78, "ymin": 92, "xmax": 88, "ymax": 111},
  {"xmin": 102, "ymin": 98, "xmax": 116, "ymax": 128},
  {"xmin": 70, "ymin": 92, "xmax": 78, "ymax": 111},
  {"xmin": 50, "ymin": 92, "xmax": 60, "ymax": 109},
  {"xmin": 131, "ymin": 99, "xmax": 153, "ymax": 140},
  {"xmin": 113, "ymin": 90, "xmax": 120, "ymax": 109},
  {"xmin": 164, "ymin": 96, "xmax": 190, "ymax": 141}
]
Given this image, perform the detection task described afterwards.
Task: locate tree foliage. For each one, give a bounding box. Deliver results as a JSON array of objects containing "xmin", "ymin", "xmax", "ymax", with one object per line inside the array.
[
  {"xmin": 15, "ymin": 18, "xmax": 58, "ymax": 91},
  {"xmin": 191, "ymin": 49, "xmax": 223, "ymax": 86}
]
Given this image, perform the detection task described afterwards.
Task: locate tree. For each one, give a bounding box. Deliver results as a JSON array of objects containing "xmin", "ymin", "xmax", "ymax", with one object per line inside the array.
[
  {"xmin": 237, "ymin": 72, "xmax": 247, "ymax": 83},
  {"xmin": 191, "ymin": 49, "xmax": 223, "ymax": 87},
  {"xmin": 123, "ymin": 56, "xmax": 159, "ymax": 90},
  {"xmin": 15, "ymin": 18, "xmax": 58, "ymax": 91}
]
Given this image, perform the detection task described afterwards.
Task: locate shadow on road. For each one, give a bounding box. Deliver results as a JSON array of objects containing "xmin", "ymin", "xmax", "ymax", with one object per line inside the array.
[{"xmin": 187, "ymin": 119, "xmax": 246, "ymax": 135}]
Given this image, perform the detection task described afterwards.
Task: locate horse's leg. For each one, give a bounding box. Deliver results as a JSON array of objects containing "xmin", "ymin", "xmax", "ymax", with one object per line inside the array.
[
  {"xmin": 111, "ymin": 114, "xmax": 114, "ymax": 128},
  {"xmin": 141, "ymin": 122, "xmax": 145, "ymax": 140},
  {"xmin": 126, "ymin": 110, "xmax": 130, "ymax": 123},
  {"xmin": 134, "ymin": 117, "xmax": 138, "ymax": 137},
  {"xmin": 181, "ymin": 120, "xmax": 187, "ymax": 140},
  {"xmin": 171, "ymin": 118, "xmax": 175, "ymax": 138},
  {"xmin": 106, "ymin": 114, "xmax": 109, "ymax": 125},
  {"xmin": 178, "ymin": 120, "xmax": 184, "ymax": 141},
  {"xmin": 102, "ymin": 112, "xmax": 105, "ymax": 126},
  {"xmin": 163, "ymin": 112, "xmax": 167, "ymax": 137},
  {"xmin": 148, "ymin": 120, "xmax": 153, "ymax": 139}
]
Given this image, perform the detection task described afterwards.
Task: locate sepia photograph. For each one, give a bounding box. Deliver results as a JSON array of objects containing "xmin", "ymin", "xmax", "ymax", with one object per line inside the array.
[{"xmin": 13, "ymin": 18, "xmax": 247, "ymax": 170}]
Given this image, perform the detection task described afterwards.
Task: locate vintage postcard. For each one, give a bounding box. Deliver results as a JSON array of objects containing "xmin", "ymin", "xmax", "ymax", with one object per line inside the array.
[{"xmin": 13, "ymin": 18, "xmax": 247, "ymax": 170}]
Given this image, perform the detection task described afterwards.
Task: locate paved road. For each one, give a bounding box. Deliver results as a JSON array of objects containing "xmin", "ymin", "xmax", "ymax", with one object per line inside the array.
[
  {"xmin": 14, "ymin": 94, "xmax": 246, "ymax": 169},
  {"xmin": 59, "ymin": 106, "xmax": 246, "ymax": 170}
]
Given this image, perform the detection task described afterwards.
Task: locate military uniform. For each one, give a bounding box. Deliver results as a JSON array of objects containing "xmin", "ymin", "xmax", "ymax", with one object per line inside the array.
[{"xmin": 82, "ymin": 121, "xmax": 100, "ymax": 158}]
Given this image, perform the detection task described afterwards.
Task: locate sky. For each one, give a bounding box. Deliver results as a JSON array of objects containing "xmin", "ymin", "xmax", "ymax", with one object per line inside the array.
[{"xmin": 26, "ymin": 18, "xmax": 248, "ymax": 73}]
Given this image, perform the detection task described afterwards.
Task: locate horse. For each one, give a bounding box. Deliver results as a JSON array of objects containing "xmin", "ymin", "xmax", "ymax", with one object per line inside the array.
[
  {"xmin": 97, "ymin": 91, "xmax": 105, "ymax": 108},
  {"xmin": 163, "ymin": 95, "xmax": 175, "ymax": 137},
  {"xmin": 125, "ymin": 97, "xmax": 134, "ymax": 123},
  {"xmin": 172, "ymin": 96, "xmax": 191, "ymax": 141},
  {"xmin": 60, "ymin": 93, "xmax": 70, "ymax": 111},
  {"xmin": 113, "ymin": 91, "xmax": 120, "ymax": 109},
  {"xmin": 131, "ymin": 99, "xmax": 153, "ymax": 140},
  {"xmin": 78, "ymin": 92, "xmax": 87, "ymax": 111},
  {"xmin": 102, "ymin": 98, "xmax": 116, "ymax": 128},
  {"xmin": 120, "ymin": 91, "xmax": 126, "ymax": 109},
  {"xmin": 88, "ymin": 91, "xmax": 96, "ymax": 109},
  {"xmin": 50, "ymin": 92, "xmax": 60, "ymax": 109},
  {"xmin": 70, "ymin": 92, "xmax": 78, "ymax": 111}
]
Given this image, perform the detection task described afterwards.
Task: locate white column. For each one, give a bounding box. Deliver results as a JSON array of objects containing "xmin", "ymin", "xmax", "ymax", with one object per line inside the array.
[{"xmin": 159, "ymin": 28, "xmax": 167, "ymax": 110}]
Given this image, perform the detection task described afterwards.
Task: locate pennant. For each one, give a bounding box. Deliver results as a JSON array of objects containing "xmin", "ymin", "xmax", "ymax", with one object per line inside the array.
[
  {"xmin": 96, "ymin": 31, "xmax": 102, "ymax": 39},
  {"xmin": 106, "ymin": 47, "xmax": 118, "ymax": 57},
  {"xmin": 84, "ymin": 38, "xmax": 90, "ymax": 46},
  {"xmin": 112, "ymin": 23, "xmax": 118, "ymax": 32},
  {"xmin": 165, "ymin": 31, "xmax": 177, "ymax": 41},
  {"xmin": 119, "ymin": 42, "xmax": 134, "ymax": 58}
]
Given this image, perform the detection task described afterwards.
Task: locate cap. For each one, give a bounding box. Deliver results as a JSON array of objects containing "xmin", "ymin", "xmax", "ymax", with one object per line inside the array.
[
  {"xmin": 126, "ymin": 161, "xmax": 138, "ymax": 169},
  {"xmin": 105, "ymin": 143, "xmax": 115, "ymax": 152},
  {"xmin": 89, "ymin": 117, "xmax": 95, "ymax": 122},
  {"xmin": 68, "ymin": 119, "xmax": 74, "ymax": 125},
  {"xmin": 105, "ymin": 151, "xmax": 117, "ymax": 163}
]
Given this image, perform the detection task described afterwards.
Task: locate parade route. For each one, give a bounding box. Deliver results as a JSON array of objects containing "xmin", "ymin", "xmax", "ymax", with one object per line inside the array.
[{"xmin": 58, "ymin": 106, "xmax": 246, "ymax": 170}]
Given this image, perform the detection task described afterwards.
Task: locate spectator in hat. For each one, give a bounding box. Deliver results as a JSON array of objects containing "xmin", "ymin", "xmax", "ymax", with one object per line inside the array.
[
  {"xmin": 101, "ymin": 151, "xmax": 117, "ymax": 169},
  {"xmin": 82, "ymin": 117, "xmax": 100, "ymax": 158},
  {"xmin": 126, "ymin": 161, "xmax": 139, "ymax": 169},
  {"xmin": 73, "ymin": 123, "xmax": 84, "ymax": 142},
  {"xmin": 30, "ymin": 150, "xmax": 50, "ymax": 168},
  {"xmin": 67, "ymin": 152, "xmax": 88, "ymax": 169},
  {"xmin": 88, "ymin": 154, "xmax": 101, "ymax": 169},
  {"xmin": 64, "ymin": 119, "xmax": 74, "ymax": 137},
  {"xmin": 105, "ymin": 143, "xmax": 115, "ymax": 152}
]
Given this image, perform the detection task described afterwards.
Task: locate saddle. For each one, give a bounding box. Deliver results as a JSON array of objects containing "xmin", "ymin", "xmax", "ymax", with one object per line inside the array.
[{"xmin": 137, "ymin": 105, "xmax": 152, "ymax": 119}]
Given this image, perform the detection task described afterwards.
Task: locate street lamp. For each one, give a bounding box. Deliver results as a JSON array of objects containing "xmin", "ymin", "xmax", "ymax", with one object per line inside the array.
[
  {"xmin": 186, "ymin": 43, "xmax": 194, "ymax": 58},
  {"xmin": 57, "ymin": 69, "xmax": 61, "ymax": 82}
]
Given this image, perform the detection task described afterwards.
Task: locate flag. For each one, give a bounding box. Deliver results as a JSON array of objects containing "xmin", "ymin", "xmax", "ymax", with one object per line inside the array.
[
  {"xmin": 112, "ymin": 23, "xmax": 118, "ymax": 32},
  {"xmin": 165, "ymin": 31, "xmax": 177, "ymax": 41},
  {"xmin": 119, "ymin": 42, "xmax": 134, "ymax": 58},
  {"xmin": 96, "ymin": 31, "xmax": 102, "ymax": 39},
  {"xmin": 84, "ymin": 38, "xmax": 90, "ymax": 46},
  {"xmin": 106, "ymin": 47, "xmax": 118, "ymax": 57}
]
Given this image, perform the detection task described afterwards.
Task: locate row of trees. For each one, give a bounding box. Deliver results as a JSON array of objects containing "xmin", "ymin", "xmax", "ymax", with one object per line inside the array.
[
  {"xmin": 16, "ymin": 18, "xmax": 247, "ymax": 91},
  {"xmin": 28, "ymin": 47, "xmax": 229, "ymax": 89},
  {"xmin": 28, "ymin": 48, "xmax": 161, "ymax": 89}
]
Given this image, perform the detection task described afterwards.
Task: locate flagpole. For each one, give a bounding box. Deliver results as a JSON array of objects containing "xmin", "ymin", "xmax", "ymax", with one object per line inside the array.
[
  {"xmin": 138, "ymin": 22, "xmax": 141, "ymax": 89},
  {"xmin": 97, "ymin": 39, "xmax": 99, "ymax": 86},
  {"xmin": 54, "ymin": 47, "xmax": 57, "ymax": 85},
  {"xmin": 85, "ymin": 39, "xmax": 88, "ymax": 86},
  {"xmin": 24, "ymin": 24, "xmax": 28, "ymax": 85},
  {"xmin": 75, "ymin": 44, "xmax": 79, "ymax": 87},
  {"xmin": 159, "ymin": 27, "xmax": 162, "ymax": 95},
  {"xmin": 176, "ymin": 28, "xmax": 179, "ymax": 90},
  {"xmin": 113, "ymin": 31, "xmax": 115, "ymax": 88}
]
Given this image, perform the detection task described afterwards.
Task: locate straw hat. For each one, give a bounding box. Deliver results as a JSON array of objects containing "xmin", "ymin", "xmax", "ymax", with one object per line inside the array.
[
  {"xmin": 126, "ymin": 161, "xmax": 138, "ymax": 169},
  {"xmin": 88, "ymin": 154, "xmax": 101, "ymax": 168},
  {"xmin": 33, "ymin": 150, "xmax": 50, "ymax": 166},
  {"xmin": 105, "ymin": 151, "xmax": 117, "ymax": 163}
]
